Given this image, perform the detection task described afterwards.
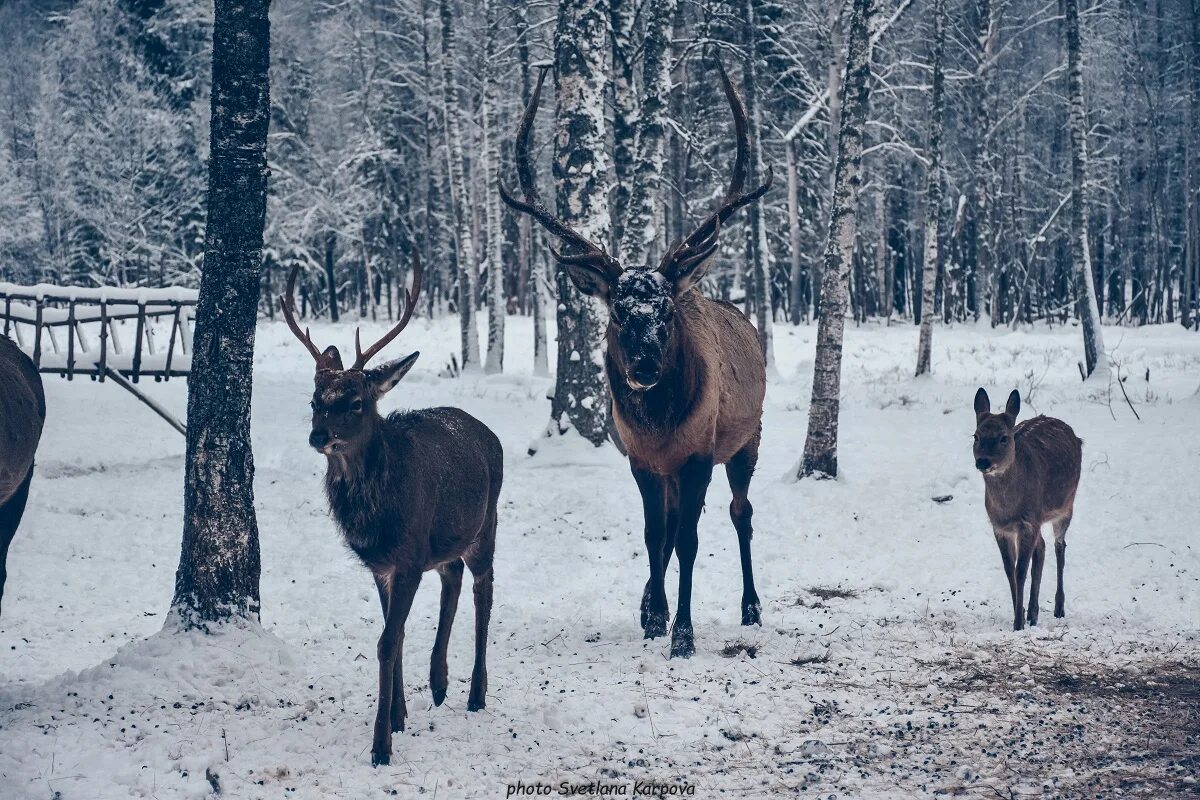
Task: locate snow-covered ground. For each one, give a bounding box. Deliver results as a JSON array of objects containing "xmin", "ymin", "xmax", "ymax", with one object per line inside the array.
[{"xmin": 1, "ymin": 315, "xmax": 1197, "ymax": 798}]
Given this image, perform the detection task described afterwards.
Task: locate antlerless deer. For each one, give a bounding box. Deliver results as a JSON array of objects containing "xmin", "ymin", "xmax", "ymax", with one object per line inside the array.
[
  {"xmin": 0, "ymin": 335, "xmax": 44, "ymax": 617},
  {"xmin": 501, "ymin": 62, "xmax": 772, "ymax": 659},
  {"xmin": 973, "ymin": 388, "xmax": 1082, "ymax": 631},
  {"xmin": 281, "ymin": 258, "xmax": 503, "ymax": 766}
]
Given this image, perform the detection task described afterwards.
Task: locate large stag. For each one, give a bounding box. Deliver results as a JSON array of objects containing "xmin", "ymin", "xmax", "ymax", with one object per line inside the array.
[
  {"xmin": 500, "ymin": 63, "xmax": 772, "ymax": 658},
  {"xmin": 280, "ymin": 259, "xmax": 503, "ymax": 766},
  {"xmin": 0, "ymin": 335, "xmax": 44, "ymax": 617}
]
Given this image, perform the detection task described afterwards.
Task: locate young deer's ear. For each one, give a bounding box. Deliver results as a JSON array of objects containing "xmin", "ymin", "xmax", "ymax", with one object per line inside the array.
[
  {"xmin": 367, "ymin": 351, "xmax": 419, "ymax": 398},
  {"xmin": 973, "ymin": 387, "xmax": 990, "ymax": 419},
  {"xmin": 1005, "ymin": 389, "xmax": 1021, "ymax": 420},
  {"xmin": 318, "ymin": 345, "xmax": 344, "ymax": 372},
  {"xmin": 563, "ymin": 262, "xmax": 613, "ymax": 302}
]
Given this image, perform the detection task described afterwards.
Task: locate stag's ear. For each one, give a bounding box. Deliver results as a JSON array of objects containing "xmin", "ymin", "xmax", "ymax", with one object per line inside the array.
[
  {"xmin": 973, "ymin": 387, "xmax": 990, "ymax": 419},
  {"xmin": 563, "ymin": 263, "xmax": 613, "ymax": 302},
  {"xmin": 368, "ymin": 351, "xmax": 419, "ymax": 398},
  {"xmin": 318, "ymin": 345, "xmax": 344, "ymax": 372},
  {"xmin": 666, "ymin": 252, "xmax": 716, "ymax": 296},
  {"xmin": 1005, "ymin": 389, "xmax": 1021, "ymax": 421}
]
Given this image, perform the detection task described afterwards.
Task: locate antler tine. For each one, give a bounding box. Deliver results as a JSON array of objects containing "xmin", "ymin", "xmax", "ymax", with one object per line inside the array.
[
  {"xmin": 499, "ymin": 65, "xmax": 618, "ymax": 275},
  {"xmin": 351, "ymin": 249, "xmax": 425, "ymax": 370},
  {"xmin": 663, "ymin": 61, "xmax": 774, "ymax": 274},
  {"xmin": 280, "ymin": 265, "xmax": 324, "ymax": 362}
]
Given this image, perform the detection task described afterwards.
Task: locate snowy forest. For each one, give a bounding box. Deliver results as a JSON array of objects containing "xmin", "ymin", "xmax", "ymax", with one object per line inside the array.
[
  {"xmin": 2, "ymin": 0, "xmax": 1198, "ymax": 337},
  {"xmin": 1, "ymin": 0, "xmax": 1198, "ymax": 797}
]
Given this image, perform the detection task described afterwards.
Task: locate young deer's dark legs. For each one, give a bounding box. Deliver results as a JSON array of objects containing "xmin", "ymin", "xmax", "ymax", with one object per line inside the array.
[
  {"xmin": 726, "ymin": 439, "xmax": 762, "ymax": 626},
  {"xmin": 372, "ymin": 568, "xmax": 421, "ymax": 767},
  {"xmin": 465, "ymin": 522, "xmax": 495, "ymax": 713},
  {"xmin": 0, "ymin": 465, "xmax": 34, "ymax": 618},
  {"xmin": 995, "ymin": 532, "xmax": 1023, "ymax": 631},
  {"xmin": 1053, "ymin": 514, "xmax": 1071, "ymax": 618},
  {"xmin": 1027, "ymin": 534, "xmax": 1045, "ymax": 626},
  {"xmin": 430, "ymin": 559, "xmax": 464, "ymax": 706},
  {"xmin": 670, "ymin": 456, "xmax": 714, "ymax": 659},
  {"xmin": 633, "ymin": 467, "xmax": 670, "ymax": 639}
]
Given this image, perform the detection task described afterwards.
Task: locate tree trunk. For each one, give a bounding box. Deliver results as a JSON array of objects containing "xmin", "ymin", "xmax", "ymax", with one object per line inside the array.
[
  {"xmin": 1065, "ymin": 0, "xmax": 1106, "ymax": 377},
  {"xmin": 798, "ymin": 0, "xmax": 872, "ymax": 480},
  {"xmin": 170, "ymin": 0, "xmax": 268, "ymax": 628},
  {"xmin": 482, "ymin": 0, "xmax": 504, "ymax": 374},
  {"xmin": 618, "ymin": 0, "xmax": 676, "ymax": 266},
  {"xmin": 743, "ymin": 0, "xmax": 774, "ymax": 367},
  {"xmin": 440, "ymin": 0, "xmax": 480, "ymax": 370},
  {"xmin": 916, "ymin": 0, "xmax": 945, "ymax": 377},
  {"xmin": 549, "ymin": 0, "xmax": 611, "ymax": 446},
  {"xmin": 787, "ymin": 139, "xmax": 804, "ymax": 324},
  {"xmin": 323, "ymin": 231, "xmax": 338, "ymax": 322},
  {"xmin": 610, "ymin": 0, "xmax": 637, "ymax": 245}
]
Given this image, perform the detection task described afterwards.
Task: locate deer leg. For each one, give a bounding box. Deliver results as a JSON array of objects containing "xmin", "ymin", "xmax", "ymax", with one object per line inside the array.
[
  {"xmin": 995, "ymin": 531, "xmax": 1022, "ymax": 631},
  {"xmin": 465, "ymin": 527, "xmax": 495, "ymax": 713},
  {"xmin": 430, "ymin": 559, "xmax": 464, "ymax": 707},
  {"xmin": 372, "ymin": 568, "xmax": 420, "ymax": 767},
  {"xmin": 1027, "ymin": 534, "xmax": 1045, "ymax": 627},
  {"xmin": 1053, "ymin": 513, "xmax": 1071, "ymax": 618},
  {"xmin": 0, "ymin": 465, "xmax": 34, "ymax": 618},
  {"xmin": 633, "ymin": 467, "xmax": 670, "ymax": 639},
  {"xmin": 726, "ymin": 439, "xmax": 762, "ymax": 626},
  {"xmin": 671, "ymin": 456, "xmax": 714, "ymax": 659},
  {"xmin": 1012, "ymin": 526, "xmax": 1035, "ymax": 631}
]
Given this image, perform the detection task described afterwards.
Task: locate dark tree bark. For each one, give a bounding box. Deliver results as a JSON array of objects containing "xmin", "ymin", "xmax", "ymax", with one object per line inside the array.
[
  {"xmin": 799, "ymin": 0, "xmax": 872, "ymax": 480},
  {"xmin": 171, "ymin": 0, "xmax": 269, "ymax": 628}
]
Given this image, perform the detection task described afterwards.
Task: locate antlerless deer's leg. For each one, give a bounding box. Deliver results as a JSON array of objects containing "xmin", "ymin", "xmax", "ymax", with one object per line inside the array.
[
  {"xmin": 1013, "ymin": 525, "xmax": 1036, "ymax": 631},
  {"xmin": 633, "ymin": 467, "xmax": 670, "ymax": 639},
  {"xmin": 995, "ymin": 531, "xmax": 1022, "ymax": 631},
  {"xmin": 1028, "ymin": 534, "xmax": 1046, "ymax": 626},
  {"xmin": 671, "ymin": 456, "xmax": 714, "ymax": 659},
  {"xmin": 430, "ymin": 559, "xmax": 464, "ymax": 707},
  {"xmin": 466, "ymin": 529, "xmax": 495, "ymax": 713}
]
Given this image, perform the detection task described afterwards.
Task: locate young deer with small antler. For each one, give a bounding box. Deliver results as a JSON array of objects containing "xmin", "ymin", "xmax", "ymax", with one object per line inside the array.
[
  {"xmin": 500, "ymin": 63, "xmax": 772, "ymax": 658},
  {"xmin": 973, "ymin": 388, "xmax": 1082, "ymax": 631},
  {"xmin": 281, "ymin": 259, "xmax": 503, "ymax": 766}
]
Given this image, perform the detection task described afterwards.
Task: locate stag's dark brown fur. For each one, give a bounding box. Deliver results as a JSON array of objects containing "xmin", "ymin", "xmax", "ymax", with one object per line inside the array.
[
  {"xmin": 281, "ymin": 263, "xmax": 502, "ymax": 766},
  {"xmin": 973, "ymin": 388, "xmax": 1082, "ymax": 630},
  {"xmin": 501, "ymin": 62, "xmax": 771, "ymax": 658},
  {"xmin": 0, "ymin": 335, "xmax": 44, "ymax": 617}
]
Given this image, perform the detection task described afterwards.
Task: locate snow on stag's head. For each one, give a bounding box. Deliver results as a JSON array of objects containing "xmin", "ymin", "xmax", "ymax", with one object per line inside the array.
[{"xmin": 278, "ymin": 259, "xmax": 424, "ymax": 456}]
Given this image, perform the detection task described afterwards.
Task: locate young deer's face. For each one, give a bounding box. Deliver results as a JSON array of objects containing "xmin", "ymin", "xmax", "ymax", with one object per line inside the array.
[
  {"xmin": 973, "ymin": 388, "xmax": 1020, "ymax": 474},
  {"xmin": 308, "ymin": 347, "xmax": 419, "ymax": 455}
]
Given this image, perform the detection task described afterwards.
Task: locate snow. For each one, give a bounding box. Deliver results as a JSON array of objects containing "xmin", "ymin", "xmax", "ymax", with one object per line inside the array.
[{"xmin": 1, "ymin": 315, "xmax": 1198, "ymax": 798}]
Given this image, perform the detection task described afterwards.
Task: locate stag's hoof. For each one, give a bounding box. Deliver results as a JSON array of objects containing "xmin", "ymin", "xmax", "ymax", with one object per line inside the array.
[
  {"xmin": 1054, "ymin": 597, "xmax": 1065, "ymax": 618},
  {"xmin": 1012, "ymin": 618, "xmax": 1025, "ymax": 632},
  {"xmin": 670, "ymin": 623, "xmax": 695, "ymax": 659},
  {"xmin": 1054, "ymin": 609, "xmax": 1065, "ymax": 619},
  {"xmin": 742, "ymin": 601, "xmax": 762, "ymax": 626},
  {"xmin": 372, "ymin": 751, "xmax": 390, "ymax": 767},
  {"xmin": 468, "ymin": 695, "xmax": 486, "ymax": 712},
  {"xmin": 642, "ymin": 612, "xmax": 668, "ymax": 639},
  {"xmin": 431, "ymin": 687, "xmax": 447, "ymax": 707}
]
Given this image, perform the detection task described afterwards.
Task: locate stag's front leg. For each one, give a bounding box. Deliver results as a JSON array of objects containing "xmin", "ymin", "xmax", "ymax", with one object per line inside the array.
[
  {"xmin": 372, "ymin": 568, "xmax": 421, "ymax": 767},
  {"xmin": 632, "ymin": 467, "xmax": 670, "ymax": 639},
  {"xmin": 671, "ymin": 456, "xmax": 714, "ymax": 659}
]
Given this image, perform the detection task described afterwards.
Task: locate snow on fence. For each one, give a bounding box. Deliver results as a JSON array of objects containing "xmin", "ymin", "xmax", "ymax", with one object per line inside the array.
[{"xmin": 0, "ymin": 282, "xmax": 197, "ymax": 382}]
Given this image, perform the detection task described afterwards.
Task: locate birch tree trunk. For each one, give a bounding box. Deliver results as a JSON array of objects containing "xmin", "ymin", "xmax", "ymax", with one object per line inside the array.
[
  {"xmin": 549, "ymin": 0, "xmax": 611, "ymax": 445},
  {"xmin": 915, "ymin": 0, "xmax": 945, "ymax": 377},
  {"xmin": 440, "ymin": 0, "xmax": 480, "ymax": 371},
  {"xmin": 1187, "ymin": 0, "xmax": 1200, "ymax": 330},
  {"xmin": 618, "ymin": 0, "xmax": 676, "ymax": 266},
  {"xmin": 787, "ymin": 139, "xmax": 804, "ymax": 323},
  {"xmin": 1065, "ymin": 0, "xmax": 1106, "ymax": 377},
  {"xmin": 482, "ymin": 0, "xmax": 504, "ymax": 374},
  {"xmin": 798, "ymin": 0, "xmax": 872, "ymax": 480},
  {"xmin": 743, "ymin": 0, "xmax": 774, "ymax": 367},
  {"xmin": 610, "ymin": 0, "xmax": 637, "ymax": 245},
  {"xmin": 171, "ymin": 0, "xmax": 268, "ymax": 628}
]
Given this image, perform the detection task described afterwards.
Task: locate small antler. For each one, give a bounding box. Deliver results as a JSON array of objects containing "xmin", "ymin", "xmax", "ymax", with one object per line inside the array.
[
  {"xmin": 280, "ymin": 265, "xmax": 324, "ymax": 363},
  {"xmin": 660, "ymin": 61, "xmax": 773, "ymax": 275},
  {"xmin": 350, "ymin": 250, "xmax": 424, "ymax": 370},
  {"xmin": 499, "ymin": 65, "xmax": 621, "ymax": 281}
]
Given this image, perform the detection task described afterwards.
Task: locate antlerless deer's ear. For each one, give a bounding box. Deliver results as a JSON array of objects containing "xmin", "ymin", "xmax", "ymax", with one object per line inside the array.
[
  {"xmin": 973, "ymin": 387, "xmax": 990, "ymax": 419},
  {"xmin": 319, "ymin": 345, "xmax": 344, "ymax": 372},
  {"xmin": 1005, "ymin": 389, "xmax": 1021, "ymax": 420},
  {"xmin": 368, "ymin": 351, "xmax": 420, "ymax": 398}
]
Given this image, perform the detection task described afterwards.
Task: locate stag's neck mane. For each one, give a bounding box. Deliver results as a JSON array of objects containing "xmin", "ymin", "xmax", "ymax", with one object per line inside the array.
[{"xmin": 607, "ymin": 291, "xmax": 707, "ymax": 435}]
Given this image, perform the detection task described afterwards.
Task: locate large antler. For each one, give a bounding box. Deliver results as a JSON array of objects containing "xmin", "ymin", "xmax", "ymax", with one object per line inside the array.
[
  {"xmin": 351, "ymin": 250, "xmax": 424, "ymax": 370},
  {"xmin": 281, "ymin": 265, "xmax": 324, "ymax": 363},
  {"xmin": 499, "ymin": 65, "xmax": 620, "ymax": 280},
  {"xmin": 660, "ymin": 61, "xmax": 774, "ymax": 275}
]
